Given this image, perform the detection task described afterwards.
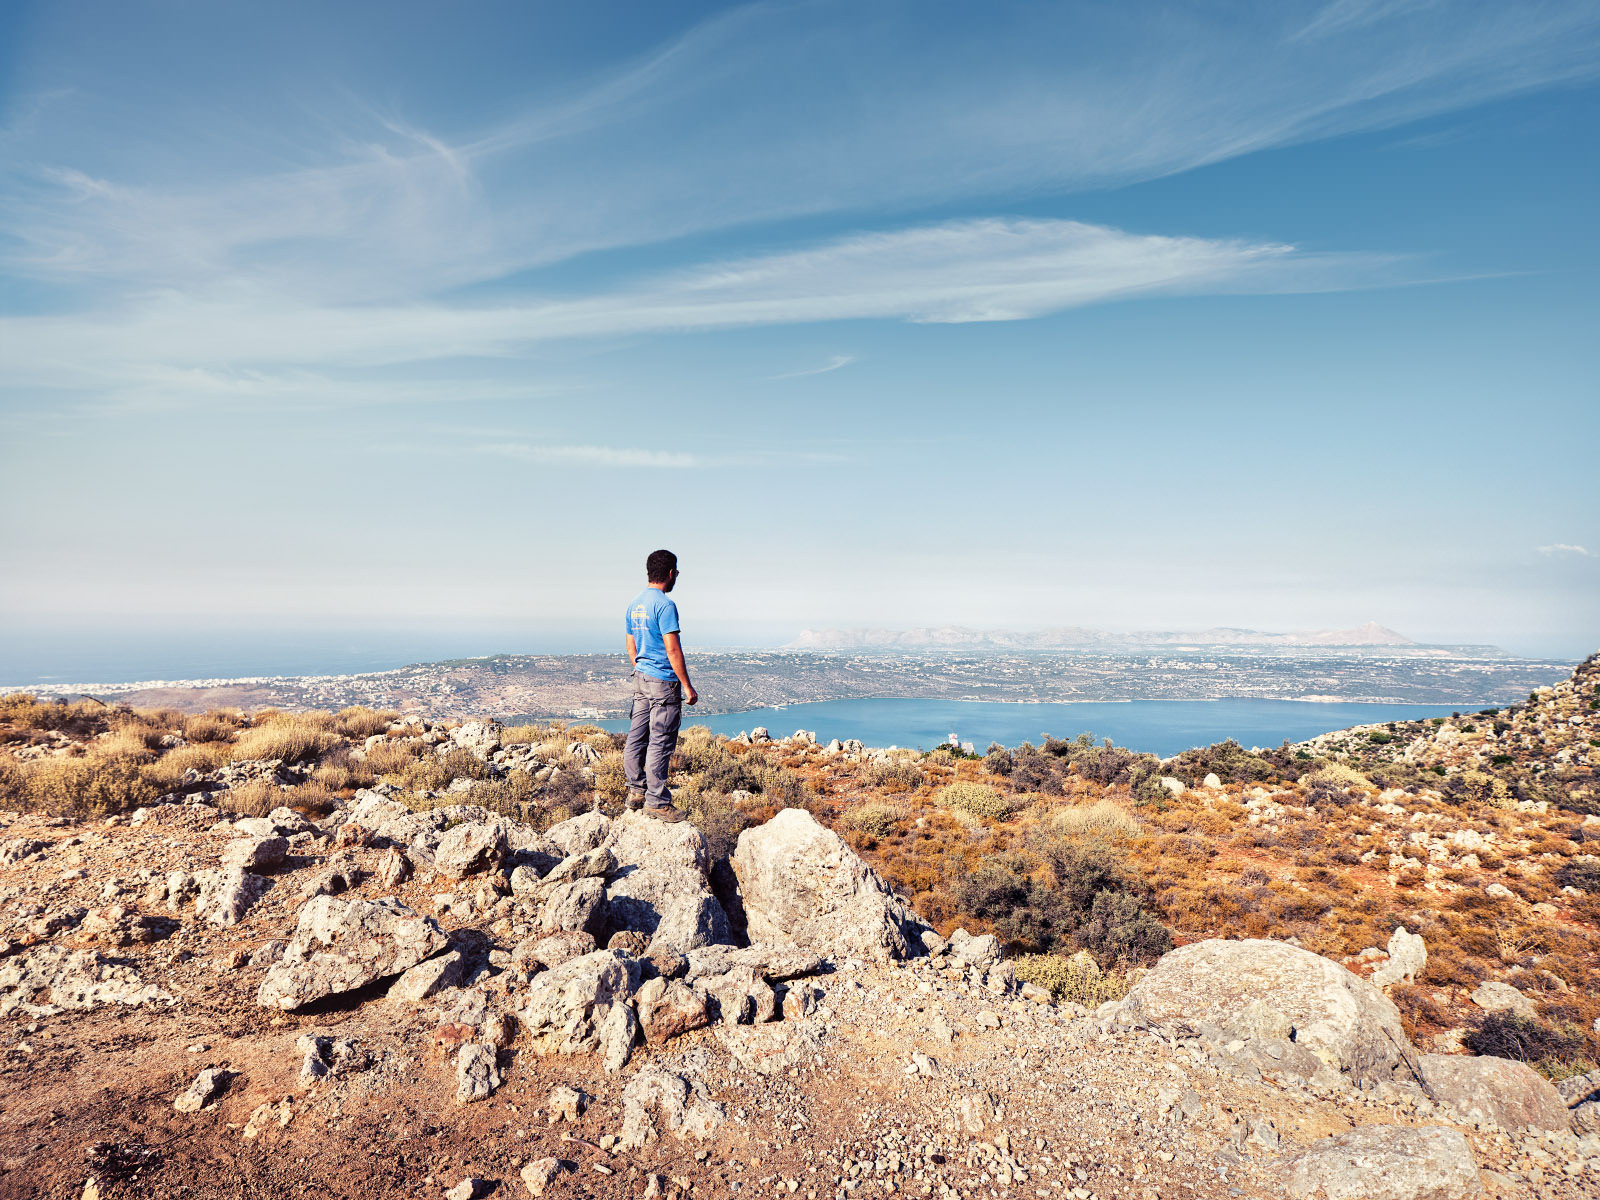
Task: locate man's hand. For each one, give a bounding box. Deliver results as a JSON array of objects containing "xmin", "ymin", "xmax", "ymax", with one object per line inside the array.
[{"xmin": 685, "ymin": 685, "xmax": 698, "ymax": 706}]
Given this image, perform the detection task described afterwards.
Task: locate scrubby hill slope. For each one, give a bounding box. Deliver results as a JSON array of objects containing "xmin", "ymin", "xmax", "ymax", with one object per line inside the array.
[{"xmin": 2, "ymin": 660, "xmax": 1599, "ymax": 1199}]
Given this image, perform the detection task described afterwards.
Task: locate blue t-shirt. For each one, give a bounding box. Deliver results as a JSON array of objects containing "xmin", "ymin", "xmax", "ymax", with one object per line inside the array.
[{"xmin": 626, "ymin": 588, "xmax": 681, "ymax": 681}]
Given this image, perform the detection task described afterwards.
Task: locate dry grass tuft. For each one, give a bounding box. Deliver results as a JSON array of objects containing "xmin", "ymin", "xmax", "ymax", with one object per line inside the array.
[
  {"xmin": 1051, "ymin": 799, "xmax": 1140, "ymax": 840},
  {"xmin": 231, "ymin": 714, "xmax": 339, "ymax": 764}
]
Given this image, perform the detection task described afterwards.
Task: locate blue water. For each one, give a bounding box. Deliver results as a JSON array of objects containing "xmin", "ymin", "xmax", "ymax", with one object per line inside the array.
[{"xmin": 592, "ymin": 697, "xmax": 1475, "ymax": 757}]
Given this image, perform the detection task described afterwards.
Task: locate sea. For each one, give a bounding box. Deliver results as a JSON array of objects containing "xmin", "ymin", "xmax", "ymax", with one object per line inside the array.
[{"xmin": 591, "ymin": 697, "xmax": 1475, "ymax": 758}]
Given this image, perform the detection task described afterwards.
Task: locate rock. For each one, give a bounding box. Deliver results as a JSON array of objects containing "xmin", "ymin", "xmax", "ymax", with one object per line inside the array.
[
  {"xmin": 637, "ymin": 980, "xmax": 713, "ymax": 1044},
  {"xmin": 512, "ymin": 930, "xmax": 596, "ymax": 971},
  {"xmin": 683, "ymin": 943, "xmax": 825, "ymax": 984},
  {"xmin": 299, "ymin": 864, "xmax": 365, "ymax": 900},
  {"xmin": 256, "ymin": 896, "xmax": 449, "ymax": 1010},
  {"xmin": 221, "ymin": 835, "xmax": 287, "ymax": 871},
  {"xmin": 603, "ymin": 811, "xmax": 729, "ymax": 953},
  {"xmin": 449, "ymin": 720, "xmax": 502, "ymax": 755},
  {"xmin": 434, "ymin": 823, "xmax": 508, "ymax": 880},
  {"xmin": 515, "ymin": 950, "xmax": 635, "ymax": 1057},
  {"xmin": 700, "ymin": 964, "xmax": 778, "ymax": 1026},
  {"xmin": 387, "ymin": 950, "xmax": 465, "ymax": 1002},
  {"xmin": 296, "ymin": 1034, "xmax": 369, "ymax": 1086},
  {"xmin": 1121, "ymin": 938, "xmax": 1422, "ymax": 1085},
  {"xmin": 241, "ymin": 1098, "xmax": 293, "ymax": 1140},
  {"xmin": 1159, "ymin": 776, "xmax": 1186, "ymax": 796},
  {"xmin": 0, "ymin": 945, "xmax": 172, "ymax": 1018},
  {"xmin": 540, "ymin": 877, "xmax": 606, "ymax": 935},
  {"xmin": 455, "ymin": 1043, "xmax": 501, "ymax": 1103},
  {"xmin": 520, "ymin": 1157, "xmax": 569, "ymax": 1197},
  {"xmin": 715, "ymin": 1020, "xmax": 822, "ymax": 1075},
  {"xmin": 607, "ymin": 930, "xmax": 650, "ymax": 956},
  {"xmin": 0, "ymin": 838, "xmax": 45, "ymax": 867},
  {"xmin": 234, "ymin": 817, "xmax": 279, "ymax": 838},
  {"xmin": 545, "ymin": 811, "xmax": 611, "ymax": 856},
  {"xmin": 947, "ymin": 929, "xmax": 1002, "ymax": 970},
  {"xmin": 446, "ymin": 1177, "xmax": 482, "ymax": 1200},
  {"xmin": 1470, "ymin": 980, "xmax": 1537, "ymax": 1020},
  {"xmin": 1232, "ymin": 998, "xmax": 1294, "ymax": 1042},
  {"xmin": 268, "ymin": 807, "xmax": 314, "ymax": 836},
  {"xmin": 1277, "ymin": 1124, "xmax": 1483, "ymax": 1199},
  {"xmin": 539, "ymin": 847, "xmax": 616, "ymax": 892},
  {"xmin": 1370, "ymin": 926, "xmax": 1426, "ymax": 989},
  {"xmin": 1484, "ymin": 882, "xmax": 1515, "ymax": 901},
  {"xmin": 1203, "ymin": 772, "xmax": 1223, "ymax": 789},
  {"xmin": 598, "ymin": 997, "xmax": 640, "ymax": 1073},
  {"xmin": 548, "ymin": 1084, "xmax": 587, "ymax": 1123},
  {"xmin": 193, "ymin": 868, "xmax": 267, "ymax": 928},
  {"xmin": 174, "ymin": 1067, "xmax": 233, "ymax": 1113},
  {"xmin": 1556, "ymin": 1067, "xmax": 1600, "ymax": 1108},
  {"xmin": 731, "ymin": 808, "xmax": 922, "ymax": 963},
  {"xmin": 377, "ymin": 848, "xmax": 411, "ymax": 889},
  {"xmin": 509, "ymin": 864, "xmax": 544, "ymax": 897},
  {"xmin": 619, "ymin": 1068, "xmax": 726, "ymax": 1149},
  {"xmin": 1417, "ymin": 1054, "xmax": 1570, "ymax": 1132}
]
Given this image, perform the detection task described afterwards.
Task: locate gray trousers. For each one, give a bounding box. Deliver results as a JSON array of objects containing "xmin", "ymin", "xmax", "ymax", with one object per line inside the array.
[{"xmin": 623, "ymin": 673, "xmax": 682, "ymax": 807}]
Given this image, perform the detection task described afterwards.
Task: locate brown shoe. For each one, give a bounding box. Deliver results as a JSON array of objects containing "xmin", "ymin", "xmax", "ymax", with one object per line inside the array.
[
  {"xmin": 644, "ymin": 805, "xmax": 686, "ymax": 823},
  {"xmin": 625, "ymin": 792, "xmax": 645, "ymax": 810}
]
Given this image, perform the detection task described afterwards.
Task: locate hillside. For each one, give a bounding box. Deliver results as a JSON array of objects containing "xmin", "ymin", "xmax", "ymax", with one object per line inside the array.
[
  {"xmin": 2, "ymin": 657, "xmax": 1599, "ymax": 1199},
  {"xmin": 785, "ymin": 623, "xmax": 1425, "ymax": 651}
]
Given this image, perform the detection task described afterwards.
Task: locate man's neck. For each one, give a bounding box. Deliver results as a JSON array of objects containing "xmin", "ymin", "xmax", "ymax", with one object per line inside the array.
[{"xmin": 649, "ymin": 582, "xmax": 668, "ymax": 592}]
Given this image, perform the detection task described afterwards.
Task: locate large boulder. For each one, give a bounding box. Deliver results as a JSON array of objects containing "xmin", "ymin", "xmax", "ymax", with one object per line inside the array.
[
  {"xmin": 515, "ymin": 949, "xmax": 638, "ymax": 1065},
  {"xmin": 257, "ymin": 896, "xmax": 449, "ymax": 1010},
  {"xmin": 1277, "ymin": 1124, "xmax": 1482, "ymax": 1199},
  {"xmin": 731, "ymin": 808, "xmax": 922, "ymax": 963},
  {"xmin": 1370, "ymin": 926, "xmax": 1426, "ymax": 989},
  {"xmin": 434, "ymin": 823, "xmax": 508, "ymax": 880},
  {"xmin": 603, "ymin": 812, "xmax": 729, "ymax": 953},
  {"xmin": 1121, "ymin": 939, "xmax": 1421, "ymax": 1086},
  {"xmin": 1417, "ymin": 1054, "xmax": 1570, "ymax": 1132}
]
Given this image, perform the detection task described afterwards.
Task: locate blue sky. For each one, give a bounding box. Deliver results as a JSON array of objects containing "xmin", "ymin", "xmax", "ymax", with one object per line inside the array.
[{"xmin": 1, "ymin": 0, "xmax": 1597, "ymax": 663}]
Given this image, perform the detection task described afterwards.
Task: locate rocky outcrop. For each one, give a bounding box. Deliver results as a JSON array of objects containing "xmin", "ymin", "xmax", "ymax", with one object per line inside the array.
[
  {"xmin": 619, "ymin": 1068, "xmax": 725, "ymax": 1149},
  {"xmin": 1417, "ymin": 1054, "xmax": 1570, "ymax": 1132},
  {"xmin": 1278, "ymin": 1124, "xmax": 1483, "ymax": 1199},
  {"xmin": 257, "ymin": 896, "xmax": 449, "ymax": 1010},
  {"xmin": 514, "ymin": 949, "xmax": 638, "ymax": 1070},
  {"xmin": 731, "ymin": 808, "xmax": 923, "ymax": 963},
  {"xmin": 1470, "ymin": 979, "xmax": 1537, "ymax": 1020},
  {"xmin": 193, "ymin": 867, "xmax": 267, "ymax": 928},
  {"xmin": 1121, "ymin": 938, "xmax": 1421, "ymax": 1086},
  {"xmin": 0, "ymin": 945, "xmax": 171, "ymax": 1018},
  {"xmin": 602, "ymin": 812, "xmax": 729, "ymax": 953},
  {"xmin": 434, "ymin": 823, "xmax": 508, "ymax": 880},
  {"xmin": 1370, "ymin": 926, "xmax": 1426, "ymax": 989}
]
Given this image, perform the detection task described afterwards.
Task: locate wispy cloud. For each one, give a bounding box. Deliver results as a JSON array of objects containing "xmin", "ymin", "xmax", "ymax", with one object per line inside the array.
[
  {"xmin": 770, "ymin": 355, "xmax": 857, "ymax": 381},
  {"xmin": 0, "ymin": 217, "xmax": 1411, "ymax": 393},
  {"xmin": 3, "ymin": 3, "xmax": 1596, "ymax": 305},
  {"xmin": 1537, "ymin": 543, "xmax": 1591, "ymax": 557},
  {"xmin": 478, "ymin": 442, "xmax": 708, "ymax": 469}
]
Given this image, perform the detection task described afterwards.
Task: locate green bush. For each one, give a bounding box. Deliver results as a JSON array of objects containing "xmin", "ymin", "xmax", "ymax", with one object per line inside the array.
[
  {"xmin": 936, "ymin": 781, "xmax": 1017, "ymax": 820},
  {"xmin": 1014, "ymin": 951, "xmax": 1127, "ymax": 1006},
  {"xmin": 1463, "ymin": 1012, "xmax": 1585, "ymax": 1069},
  {"xmin": 842, "ymin": 801, "xmax": 904, "ymax": 838}
]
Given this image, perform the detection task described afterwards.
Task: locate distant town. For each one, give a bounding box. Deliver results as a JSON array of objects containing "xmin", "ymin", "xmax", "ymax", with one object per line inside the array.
[{"xmin": 14, "ymin": 640, "xmax": 1575, "ymax": 721}]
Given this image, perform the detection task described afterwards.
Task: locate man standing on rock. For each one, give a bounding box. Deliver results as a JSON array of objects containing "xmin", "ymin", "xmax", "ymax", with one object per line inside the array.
[{"xmin": 624, "ymin": 549, "xmax": 698, "ymax": 820}]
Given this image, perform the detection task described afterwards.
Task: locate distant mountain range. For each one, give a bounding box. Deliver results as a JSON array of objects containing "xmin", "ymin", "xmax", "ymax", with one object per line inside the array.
[{"xmin": 784, "ymin": 621, "xmax": 1439, "ymax": 652}]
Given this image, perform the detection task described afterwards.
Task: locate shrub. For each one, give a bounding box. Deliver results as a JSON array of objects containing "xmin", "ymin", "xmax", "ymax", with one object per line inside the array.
[
  {"xmin": 842, "ymin": 802, "xmax": 905, "ymax": 838},
  {"xmin": 1014, "ymin": 951, "xmax": 1127, "ymax": 1006},
  {"xmin": 183, "ymin": 713, "xmax": 236, "ymax": 743},
  {"xmin": 312, "ymin": 747, "xmax": 377, "ymax": 792},
  {"xmin": 1301, "ymin": 762, "xmax": 1371, "ymax": 791},
  {"xmin": 1165, "ymin": 738, "xmax": 1296, "ymax": 786},
  {"xmin": 142, "ymin": 743, "xmax": 231, "ymax": 791},
  {"xmin": 982, "ymin": 744, "xmax": 1013, "ymax": 775},
  {"xmin": 593, "ymin": 751, "xmax": 630, "ymax": 804},
  {"xmin": 1463, "ymin": 1012, "xmax": 1585, "ymax": 1065},
  {"xmin": 365, "ymin": 739, "xmax": 423, "ymax": 777},
  {"xmin": 1074, "ymin": 890, "xmax": 1173, "ymax": 964},
  {"xmin": 232, "ymin": 716, "xmax": 339, "ymax": 764},
  {"xmin": 1554, "ymin": 858, "xmax": 1600, "ymax": 892},
  {"xmin": 936, "ymin": 781, "xmax": 1017, "ymax": 820},
  {"xmin": 216, "ymin": 778, "xmax": 279, "ymax": 816},
  {"xmin": 679, "ymin": 789, "xmax": 756, "ymax": 861},
  {"xmin": 17, "ymin": 752, "xmax": 159, "ymax": 816},
  {"xmin": 863, "ymin": 758, "xmax": 925, "ymax": 792},
  {"xmin": 333, "ymin": 707, "xmax": 399, "ymax": 739},
  {"xmin": 1450, "ymin": 769, "xmax": 1514, "ymax": 810},
  {"xmin": 1051, "ymin": 800, "xmax": 1139, "ymax": 840}
]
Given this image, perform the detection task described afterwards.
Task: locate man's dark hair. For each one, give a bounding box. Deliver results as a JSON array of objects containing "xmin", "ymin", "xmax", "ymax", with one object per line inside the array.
[{"xmin": 646, "ymin": 549, "xmax": 678, "ymax": 583}]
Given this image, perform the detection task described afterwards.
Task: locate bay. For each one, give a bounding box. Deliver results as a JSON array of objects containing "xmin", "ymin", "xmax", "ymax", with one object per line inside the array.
[{"xmin": 591, "ymin": 697, "xmax": 1478, "ymax": 757}]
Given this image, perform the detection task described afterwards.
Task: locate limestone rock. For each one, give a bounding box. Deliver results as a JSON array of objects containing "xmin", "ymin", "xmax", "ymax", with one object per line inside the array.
[
  {"xmin": 1470, "ymin": 980, "xmax": 1537, "ymax": 1020},
  {"xmin": 1557, "ymin": 1067, "xmax": 1600, "ymax": 1108},
  {"xmin": 539, "ymin": 877, "xmax": 606, "ymax": 935},
  {"xmin": 1370, "ymin": 926, "xmax": 1426, "ymax": 989},
  {"xmin": 683, "ymin": 942, "xmax": 824, "ymax": 984},
  {"xmin": 539, "ymin": 847, "xmax": 616, "ymax": 893},
  {"xmin": 256, "ymin": 896, "xmax": 449, "ymax": 1010},
  {"xmin": 1417, "ymin": 1054, "xmax": 1570, "ymax": 1132},
  {"xmin": 547, "ymin": 1084, "xmax": 586, "ymax": 1123},
  {"xmin": 637, "ymin": 979, "xmax": 713, "ymax": 1044},
  {"xmin": 515, "ymin": 950, "xmax": 636, "ymax": 1056},
  {"xmin": 715, "ymin": 1020, "xmax": 823, "ymax": 1075},
  {"xmin": 603, "ymin": 811, "xmax": 729, "ymax": 953},
  {"xmin": 598, "ymin": 997, "xmax": 640, "ymax": 1073},
  {"xmin": 455, "ymin": 1042, "xmax": 501, "ymax": 1103},
  {"xmin": 1121, "ymin": 938, "xmax": 1422, "ymax": 1085},
  {"xmin": 174, "ymin": 1066, "xmax": 233, "ymax": 1113},
  {"xmin": 512, "ymin": 930, "xmax": 595, "ymax": 971},
  {"xmin": 545, "ymin": 811, "xmax": 611, "ymax": 856},
  {"xmin": 387, "ymin": 950, "xmax": 464, "ymax": 1002},
  {"xmin": 947, "ymin": 929, "xmax": 1002, "ymax": 970},
  {"xmin": 449, "ymin": 720, "xmax": 502, "ymax": 755},
  {"xmin": 296, "ymin": 1035, "xmax": 369, "ymax": 1087},
  {"xmin": 0, "ymin": 946, "xmax": 172, "ymax": 1019},
  {"xmin": 1278, "ymin": 1124, "xmax": 1482, "ymax": 1199},
  {"xmin": 731, "ymin": 808, "xmax": 922, "ymax": 963},
  {"xmin": 434, "ymin": 823, "xmax": 508, "ymax": 880},
  {"xmin": 221, "ymin": 835, "xmax": 287, "ymax": 871},
  {"xmin": 520, "ymin": 1157, "xmax": 569, "ymax": 1197},
  {"xmin": 700, "ymin": 964, "xmax": 777, "ymax": 1026},
  {"xmin": 193, "ymin": 868, "xmax": 267, "ymax": 928},
  {"xmin": 619, "ymin": 1068, "xmax": 726, "ymax": 1149},
  {"xmin": 377, "ymin": 848, "xmax": 411, "ymax": 889}
]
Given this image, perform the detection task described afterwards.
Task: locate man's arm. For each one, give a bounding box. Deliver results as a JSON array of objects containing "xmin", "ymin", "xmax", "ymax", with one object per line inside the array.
[
  {"xmin": 662, "ymin": 632, "xmax": 698, "ymax": 705},
  {"xmin": 625, "ymin": 633, "xmax": 637, "ymax": 666}
]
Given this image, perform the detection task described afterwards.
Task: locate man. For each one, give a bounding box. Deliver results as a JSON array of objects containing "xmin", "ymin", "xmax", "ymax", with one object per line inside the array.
[{"xmin": 623, "ymin": 549, "xmax": 698, "ymax": 820}]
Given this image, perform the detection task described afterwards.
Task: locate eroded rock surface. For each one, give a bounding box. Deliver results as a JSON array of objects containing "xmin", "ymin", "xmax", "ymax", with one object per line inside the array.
[{"xmin": 257, "ymin": 896, "xmax": 448, "ymax": 1010}]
